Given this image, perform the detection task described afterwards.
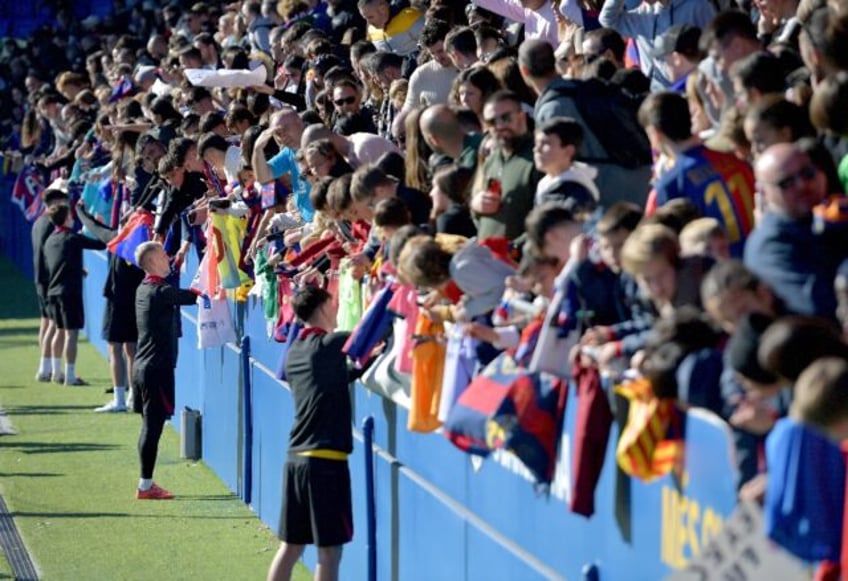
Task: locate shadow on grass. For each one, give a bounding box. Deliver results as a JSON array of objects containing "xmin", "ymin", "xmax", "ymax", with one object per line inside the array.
[
  {"xmin": 11, "ymin": 510, "xmax": 257, "ymax": 520},
  {"xmin": 0, "ymin": 472, "xmax": 63, "ymax": 478},
  {"xmin": 0, "ymin": 340, "xmax": 42, "ymax": 349},
  {"xmin": 172, "ymin": 494, "xmax": 240, "ymax": 501},
  {"xmin": 4, "ymin": 404, "xmax": 101, "ymax": 415},
  {"xmin": 0, "ymin": 441, "xmax": 119, "ymax": 454},
  {"xmin": 0, "ymin": 326, "xmax": 40, "ymax": 336}
]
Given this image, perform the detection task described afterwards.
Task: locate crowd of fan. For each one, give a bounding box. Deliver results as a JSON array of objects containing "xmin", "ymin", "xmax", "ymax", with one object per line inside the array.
[{"xmin": 6, "ymin": 0, "xmax": 848, "ymax": 575}]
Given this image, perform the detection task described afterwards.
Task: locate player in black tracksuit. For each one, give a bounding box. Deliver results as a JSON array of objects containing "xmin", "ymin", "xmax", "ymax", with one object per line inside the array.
[
  {"xmin": 43, "ymin": 204, "xmax": 107, "ymax": 385},
  {"xmin": 77, "ymin": 204, "xmax": 145, "ymax": 412},
  {"xmin": 267, "ymin": 286, "xmax": 362, "ymax": 581},
  {"xmin": 132, "ymin": 241, "xmax": 198, "ymax": 500},
  {"xmin": 31, "ymin": 189, "xmax": 69, "ymax": 382}
]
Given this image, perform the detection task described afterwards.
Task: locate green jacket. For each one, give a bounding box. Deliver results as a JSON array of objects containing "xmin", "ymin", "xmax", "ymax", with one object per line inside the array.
[{"xmin": 475, "ymin": 133, "xmax": 542, "ymax": 240}]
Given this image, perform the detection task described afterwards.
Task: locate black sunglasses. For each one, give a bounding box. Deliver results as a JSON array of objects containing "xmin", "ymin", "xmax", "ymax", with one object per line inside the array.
[
  {"xmin": 334, "ymin": 96, "xmax": 356, "ymax": 107},
  {"xmin": 483, "ymin": 110, "xmax": 518, "ymax": 127},
  {"xmin": 773, "ymin": 164, "xmax": 818, "ymax": 191}
]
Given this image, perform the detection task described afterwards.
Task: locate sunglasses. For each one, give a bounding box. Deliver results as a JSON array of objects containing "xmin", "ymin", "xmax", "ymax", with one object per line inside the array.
[
  {"xmin": 772, "ymin": 164, "xmax": 818, "ymax": 191},
  {"xmin": 483, "ymin": 110, "xmax": 518, "ymax": 128},
  {"xmin": 334, "ymin": 96, "xmax": 357, "ymax": 107}
]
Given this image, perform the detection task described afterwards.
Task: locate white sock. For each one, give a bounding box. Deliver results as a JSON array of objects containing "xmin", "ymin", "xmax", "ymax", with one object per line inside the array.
[
  {"xmin": 38, "ymin": 357, "xmax": 49, "ymax": 375},
  {"xmin": 139, "ymin": 478, "xmax": 153, "ymax": 491},
  {"xmin": 51, "ymin": 358, "xmax": 62, "ymax": 376},
  {"xmin": 65, "ymin": 363, "xmax": 76, "ymax": 382},
  {"xmin": 114, "ymin": 387, "xmax": 126, "ymax": 406}
]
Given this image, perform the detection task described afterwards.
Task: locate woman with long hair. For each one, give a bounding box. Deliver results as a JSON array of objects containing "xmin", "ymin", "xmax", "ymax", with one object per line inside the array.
[
  {"xmin": 450, "ymin": 66, "xmax": 501, "ymax": 126},
  {"xmin": 404, "ymin": 107, "xmax": 433, "ymax": 192}
]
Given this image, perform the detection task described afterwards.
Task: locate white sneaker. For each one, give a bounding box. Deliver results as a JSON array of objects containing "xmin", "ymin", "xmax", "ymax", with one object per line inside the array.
[
  {"xmin": 94, "ymin": 401, "xmax": 127, "ymax": 413},
  {"xmin": 35, "ymin": 372, "xmax": 51, "ymax": 382}
]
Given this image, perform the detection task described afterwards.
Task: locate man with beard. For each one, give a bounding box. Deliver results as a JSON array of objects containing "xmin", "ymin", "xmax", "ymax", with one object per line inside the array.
[{"xmin": 471, "ymin": 90, "xmax": 544, "ymax": 240}]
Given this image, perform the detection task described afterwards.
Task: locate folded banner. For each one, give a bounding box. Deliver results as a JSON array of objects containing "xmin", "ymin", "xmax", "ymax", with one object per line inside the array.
[
  {"xmin": 184, "ymin": 66, "xmax": 266, "ymax": 88},
  {"xmin": 488, "ymin": 369, "xmax": 568, "ymax": 486},
  {"xmin": 614, "ymin": 378, "xmax": 684, "ymax": 482},
  {"xmin": 408, "ymin": 314, "xmax": 445, "ymax": 433},
  {"xmin": 11, "ymin": 164, "xmax": 43, "ymax": 220},
  {"xmin": 443, "ymin": 353, "xmax": 519, "ymax": 457},
  {"xmin": 209, "ymin": 212, "xmax": 250, "ymax": 289},
  {"xmin": 197, "ymin": 294, "xmax": 237, "ymax": 349},
  {"xmin": 569, "ymin": 363, "xmax": 613, "ymax": 517},
  {"xmin": 336, "ymin": 259, "xmax": 363, "ymax": 332},
  {"xmin": 343, "ymin": 284, "xmax": 395, "ymax": 367},
  {"xmin": 106, "ymin": 209, "xmax": 154, "ymax": 266},
  {"xmin": 438, "ymin": 327, "xmax": 478, "ymax": 423}
]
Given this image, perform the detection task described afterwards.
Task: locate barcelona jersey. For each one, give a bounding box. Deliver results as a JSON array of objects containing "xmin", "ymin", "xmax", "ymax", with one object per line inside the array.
[{"xmin": 653, "ymin": 145, "xmax": 755, "ymax": 257}]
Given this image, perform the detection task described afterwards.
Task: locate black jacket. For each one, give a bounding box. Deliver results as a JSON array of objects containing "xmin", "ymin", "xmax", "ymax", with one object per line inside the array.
[{"xmin": 43, "ymin": 227, "xmax": 106, "ymax": 297}]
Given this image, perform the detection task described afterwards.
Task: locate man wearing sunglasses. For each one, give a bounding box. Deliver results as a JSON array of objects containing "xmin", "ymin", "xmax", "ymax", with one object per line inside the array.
[
  {"xmin": 744, "ymin": 142, "xmax": 839, "ymax": 319},
  {"xmin": 331, "ymin": 78, "xmax": 377, "ymax": 135},
  {"xmin": 471, "ymin": 90, "xmax": 542, "ymax": 241}
]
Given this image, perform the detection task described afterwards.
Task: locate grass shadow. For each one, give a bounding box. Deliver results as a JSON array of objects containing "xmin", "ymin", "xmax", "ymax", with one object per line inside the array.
[
  {"xmin": 0, "ymin": 472, "xmax": 63, "ymax": 478},
  {"xmin": 4, "ymin": 404, "xmax": 102, "ymax": 415},
  {"xmin": 172, "ymin": 494, "xmax": 240, "ymax": 501},
  {"xmin": 0, "ymin": 442, "xmax": 119, "ymax": 454},
  {"xmin": 0, "ymin": 327, "xmax": 40, "ymax": 336}
]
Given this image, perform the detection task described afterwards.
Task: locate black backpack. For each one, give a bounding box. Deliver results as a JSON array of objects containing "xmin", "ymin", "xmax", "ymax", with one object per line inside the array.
[{"xmin": 540, "ymin": 78, "xmax": 652, "ymax": 170}]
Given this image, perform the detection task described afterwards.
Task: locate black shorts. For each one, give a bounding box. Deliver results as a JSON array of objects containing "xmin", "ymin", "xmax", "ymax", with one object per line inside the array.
[
  {"xmin": 47, "ymin": 295, "xmax": 84, "ymax": 330},
  {"xmin": 279, "ymin": 455, "xmax": 353, "ymax": 547},
  {"xmin": 133, "ymin": 366, "xmax": 175, "ymax": 419},
  {"xmin": 36, "ymin": 291, "xmax": 49, "ymax": 318},
  {"xmin": 102, "ymin": 301, "xmax": 138, "ymax": 344}
]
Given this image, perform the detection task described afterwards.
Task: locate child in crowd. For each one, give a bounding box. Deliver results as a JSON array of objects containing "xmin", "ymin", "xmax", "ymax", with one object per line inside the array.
[
  {"xmin": 700, "ymin": 259, "xmax": 785, "ymax": 334},
  {"xmin": 679, "ymin": 217, "xmax": 731, "ymax": 260},
  {"xmin": 532, "ymin": 116, "xmax": 600, "ymax": 207},
  {"xmin": 570, "ymin": 202, "xmax": 643, "ymax": 331},
  {"xmin": 621, "ymin": 224, "xmax": 713, "ymax": 319},
  {"xmin": 579, "ymin": 204, "xmax": 655, "ymax": 367}
]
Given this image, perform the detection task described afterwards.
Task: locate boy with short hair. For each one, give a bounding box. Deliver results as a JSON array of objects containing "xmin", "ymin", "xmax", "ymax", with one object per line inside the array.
[
  {"xmin": 792, "ymin": 358, "xmax": 848, "ymax": 439},
  {"xmin": 620, "ymin": 223, "xmax": 712, "ymax": 317},
  {"xmin": 350, "ymin": 163, "xmax": 431, "ymax": 226},
  {"xmin": 533, "ymin": 116, "xmax": 600, "ymax": 207},
  {"xmin": 679, "ymin": 217, "xmax": 730, "ymax": 260},
  {"xmin": 43, "ymin": 204, "xmax": 107, "ymax": 385},
  {"xmin": 267, "ymin": 286, "xmax": 358, "ymax": 581},
  {"xmin": 585, "ymin": 223, "xmax": 713, "ymax": 366},
  {"xmin": 700, "ymin": 259, "xmax": 784, "ymax": 335},
  {"xmin": 579, "ymin": 203, "xmax": 654, "ymax": 365}
]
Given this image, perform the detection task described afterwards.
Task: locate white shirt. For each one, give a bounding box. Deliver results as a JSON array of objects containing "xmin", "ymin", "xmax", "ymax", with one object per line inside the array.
[{"xmin": 474, "ymin": 0, "xmax": 560, "ymax": 47}]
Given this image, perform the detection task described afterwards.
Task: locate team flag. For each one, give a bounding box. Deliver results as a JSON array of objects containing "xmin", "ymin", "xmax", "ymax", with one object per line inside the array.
[
  {"xmin": 11, "ymin": 164, "xmax": 43, "ymax": 218},
  {"xmin": 106, "ymin": 209, "xmax": 154, "ymax": 266}
]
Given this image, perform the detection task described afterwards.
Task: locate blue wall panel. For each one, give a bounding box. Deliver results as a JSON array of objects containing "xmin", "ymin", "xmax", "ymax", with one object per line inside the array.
[
  {"xmin": 174, "ymin": 310, "xmax": 205, "ymax": 422},
  {"xmin": 396, "ymin": 470, "xmax": 467, "ymax": 581},
  {"xmin": 249, "ymin": 366, "xmax": 290, "ymax": 533},
  {"xmin": 201, "ymin": 344, "xmax": 242, "ymax": 492}
]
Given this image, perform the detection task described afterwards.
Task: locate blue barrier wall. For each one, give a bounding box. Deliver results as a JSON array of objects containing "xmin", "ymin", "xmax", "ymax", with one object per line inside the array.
[
  {"xmin": 3, "ymin": 176, "xmax": 741, "ymax": 580},
  {"xmin": 77, "ymin": 250, "xmax": 739, "ymax": 580}
]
